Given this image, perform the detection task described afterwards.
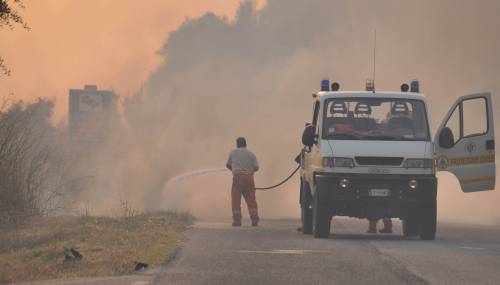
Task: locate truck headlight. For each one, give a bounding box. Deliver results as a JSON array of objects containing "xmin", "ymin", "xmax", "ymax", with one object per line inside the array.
[
  {"xmin": 404, "ymin": 159, "xmax": 433, "ymax": 169},
  {"xmin": 409, "ymin": 179, "xmax": 418, "ymax": 189},
  {"xmin": 339, "ymin": 178, "xmax": 350, "ymax": 189},
  {"xmin": 323, "ymin": 157, "xmax": 355, "ymax": 168}
]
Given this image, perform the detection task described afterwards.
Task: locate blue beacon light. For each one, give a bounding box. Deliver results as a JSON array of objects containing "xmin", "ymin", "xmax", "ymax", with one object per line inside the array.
[
  {"xmin": 410, "ymin": 80, "xmax": 420, "ymax": 93},
  {"xmin": 321, "ymin": 79, "xmax": 330, "ymax": 91}
]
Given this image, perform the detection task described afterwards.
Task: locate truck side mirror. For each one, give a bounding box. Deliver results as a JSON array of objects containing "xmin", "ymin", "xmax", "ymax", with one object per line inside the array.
[
  {"xmin": 439, "ymin": 127, "xmax": 455, "ymax": 149},
  {"xmin": 302, "ymin": 125, "xmax": 316, "ymax": 147}
]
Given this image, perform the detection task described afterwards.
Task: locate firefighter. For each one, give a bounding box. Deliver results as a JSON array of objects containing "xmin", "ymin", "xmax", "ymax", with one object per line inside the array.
[
  {"xmin": 226, "ymin": 137, "xmax": 260, "ymax": 227},
  {"xmin": 367, "ymin": 218, "xmax": 393, "ymax": 234}
]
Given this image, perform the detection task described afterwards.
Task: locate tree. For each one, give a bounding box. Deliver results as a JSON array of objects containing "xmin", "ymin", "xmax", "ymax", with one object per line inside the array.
[
  {"xmin": 0, "ymin": 0, "xmax": 28, "ymax": 76},
  {"xmin": 0, "ymin": 98, "xmax": 61, "ymax": 225}
]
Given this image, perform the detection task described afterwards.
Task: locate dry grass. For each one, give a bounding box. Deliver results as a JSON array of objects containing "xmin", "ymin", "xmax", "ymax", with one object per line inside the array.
[{"xmin": 0, "ymin": 211, "xmax": 193, "ymax": 284}]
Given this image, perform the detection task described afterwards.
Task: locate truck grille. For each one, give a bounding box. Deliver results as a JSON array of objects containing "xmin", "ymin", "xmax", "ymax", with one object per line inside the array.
[{"xmin": 355, "ymin": 156, "xmax": 404, "ymax": 166}]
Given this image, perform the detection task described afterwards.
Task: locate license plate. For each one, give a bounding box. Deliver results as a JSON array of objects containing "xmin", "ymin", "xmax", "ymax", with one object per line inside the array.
[{"xmin": 369, "ymin": 189, "xmax": 391, "ymax": 197}]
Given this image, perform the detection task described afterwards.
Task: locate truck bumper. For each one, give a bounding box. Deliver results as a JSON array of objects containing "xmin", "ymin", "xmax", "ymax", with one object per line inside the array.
[{"xmin": 314, "ymin": 173, "xmax": 437, "ymax": 219}]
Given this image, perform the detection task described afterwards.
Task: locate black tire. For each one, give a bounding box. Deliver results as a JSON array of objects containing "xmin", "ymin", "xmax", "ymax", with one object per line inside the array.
[
  {"xmin": 402, "ymin": 214, "xmax": 419, "ymax": 237},
  {"xmin": 420, "ymin": 204, "xmax": 437, "ymax": 240},
  {"xmin": 312, "ymin": 192, "xmax": 331, "ymax": 238},
  {"xmin": 301, "ymin": 181, "xmax": 313, "ymax": 235}
]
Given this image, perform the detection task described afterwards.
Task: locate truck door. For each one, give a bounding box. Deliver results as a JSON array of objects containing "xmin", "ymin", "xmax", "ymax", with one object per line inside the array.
[
  {"xmin": 303, "ymin": 100, "xmax": 321, "ymax": 188},
  {"xmin": 435, "ymin": 93, "xmax": 495, "ymax": 192}
]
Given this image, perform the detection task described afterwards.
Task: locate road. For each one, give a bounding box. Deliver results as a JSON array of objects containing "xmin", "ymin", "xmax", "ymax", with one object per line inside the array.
[
  {"xmin": 23, "ymin": 219, "xmax": 500, "ymax": 285},
  {"xmin": 152, "ymin": 219, "xmax": 500, "ymax": 285}
]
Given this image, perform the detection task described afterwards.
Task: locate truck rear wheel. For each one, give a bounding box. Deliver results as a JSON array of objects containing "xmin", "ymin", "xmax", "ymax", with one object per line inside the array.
[
  {"xmin": 402, "ymin": 214, "xmax": 419, "ymax": 237},
  {"xmin": 312, "ymin": 192, "xmax": 331, "ymax": 238},
  {"xmin": 419, "ymin": 204, "xmax": 437, "ymax": 240},
  {"xmin": 301, "ymin": 181, "xmax": 313, "ymax": 235}
]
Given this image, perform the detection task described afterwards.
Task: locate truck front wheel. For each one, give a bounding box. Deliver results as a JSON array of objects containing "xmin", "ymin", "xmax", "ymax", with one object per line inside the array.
[
  {"xmin": 419, "ymin": 204, "xmax": 437, "ymax": 240},
  {"xmin": 312, "ymin": 192, "xmax": 331, "ymax": 238},
  {"xmin": 402, "ymin": 214, "xmax": 419, "ymax": 237}
]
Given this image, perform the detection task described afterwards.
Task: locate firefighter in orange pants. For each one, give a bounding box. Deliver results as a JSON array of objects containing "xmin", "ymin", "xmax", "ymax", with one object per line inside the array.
[{"xmin": 226, "ymin": 137, "xmax": 260, "ymax": 227}]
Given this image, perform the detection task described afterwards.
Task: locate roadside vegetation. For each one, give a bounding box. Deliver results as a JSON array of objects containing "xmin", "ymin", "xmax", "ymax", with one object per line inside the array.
[
  {"xmin": 0, "ymin": 211, "xmax": 193, "ymax": 284},
  {"xmin": 0, "ymin": 98, "xmax": 67, "ymax": 226}
]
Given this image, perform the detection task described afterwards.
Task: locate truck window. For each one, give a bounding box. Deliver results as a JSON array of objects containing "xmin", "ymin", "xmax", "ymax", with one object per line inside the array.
[
  {"xmin": 312, "ymin": 101, "xmax": 321, "ymax": 142},
  {"xmin": 462, "ymin": 97, "xmax": 488, "ymax": 137},
  {"xmin": 312, "ymin": 101, "xmax": 319, "ymax": 126},
  {"xmin": 444, "ymin": 97, "xmax": 488, "ymax": 144},
  {"xmin": 444, "ymin": 105, "xmax": 460, "ymax": 144},
  {"xmin": 322, "ymin": 98, "xmax": 430, "ymax": 141}
]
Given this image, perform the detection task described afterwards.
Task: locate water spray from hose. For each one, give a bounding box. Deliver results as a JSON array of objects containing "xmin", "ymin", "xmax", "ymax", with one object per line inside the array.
[{"xmin": 165, "ymin": 168, "xmax": 228, "ymax": 188}]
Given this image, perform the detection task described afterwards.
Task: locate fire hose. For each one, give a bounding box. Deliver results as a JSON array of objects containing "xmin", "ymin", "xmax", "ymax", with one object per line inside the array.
[
  {"xmin": 166, "ymin": 165, "xmax": 301, "ymax": 191},
  {"xmin": 255, "ymin": 165, "xmax": 301, "ymax": 191}
]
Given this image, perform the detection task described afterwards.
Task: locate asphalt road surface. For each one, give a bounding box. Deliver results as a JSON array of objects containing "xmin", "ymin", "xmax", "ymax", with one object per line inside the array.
[
  {"xmin": 24, "ymin": 219, "xmax": 500, "ymax": 285},
  {"xmin": 151, "ymin": 218, "xmax": 500, "ymax": 285}
]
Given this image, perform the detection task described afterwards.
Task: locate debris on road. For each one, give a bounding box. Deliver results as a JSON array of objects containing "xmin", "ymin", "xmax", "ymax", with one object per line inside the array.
[
  {"xmin": 63, "ymin": 247, "xmax": 83, "ymax": 262},
  {"xmin": 134, "ymin": 261, "xmax": 149, "ymax": 271}
]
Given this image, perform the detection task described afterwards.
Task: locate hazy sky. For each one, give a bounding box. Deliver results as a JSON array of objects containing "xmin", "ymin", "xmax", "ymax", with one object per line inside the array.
[
  {"xmin": 2, "ymin": 0, "xmax": 499, "ymax": 224},
  {"xmin": 0, "ymin": 0, "xmax": 264, "ymax": 119}
]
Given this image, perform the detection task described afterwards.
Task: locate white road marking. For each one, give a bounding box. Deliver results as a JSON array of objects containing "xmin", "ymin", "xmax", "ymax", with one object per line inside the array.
[
  {"xmin": 460, "ymin": 246, "xmax": 485, "ymax": 251},
  {"xmin": 235, "ymin": 249, "xmax": 329, "ymax": 255}
]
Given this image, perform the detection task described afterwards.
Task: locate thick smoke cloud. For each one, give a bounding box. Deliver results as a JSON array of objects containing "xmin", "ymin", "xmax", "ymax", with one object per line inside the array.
[{"xmin": 87, "ymin": 0, "xmax": 500, "ymax": 224}]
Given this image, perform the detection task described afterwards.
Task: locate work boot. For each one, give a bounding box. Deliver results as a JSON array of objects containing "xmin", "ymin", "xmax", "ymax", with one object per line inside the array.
[
  {"xmin": 367, "ymin": 219, "xmax": 377, "ymax": 234},
  {"xmin": 251, "ymin": 220, "xmax": 259, "ymax": 227},
  {"xmin": 379, "ymin": 219, "xmax": 393, "ymax": 234},
  {"xmin": 232, "ymin": 212, "xmax": 242, "ymax": 227}
]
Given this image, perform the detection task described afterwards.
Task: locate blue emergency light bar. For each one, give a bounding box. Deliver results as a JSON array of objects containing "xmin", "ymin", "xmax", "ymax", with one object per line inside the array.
[
  {"xmin": 410, "ymin": 80, "xmax": 420, "ymax": 93},
  {"xmin": 321, "ymin": 79, "xmax": 330, "ymax": 91}
]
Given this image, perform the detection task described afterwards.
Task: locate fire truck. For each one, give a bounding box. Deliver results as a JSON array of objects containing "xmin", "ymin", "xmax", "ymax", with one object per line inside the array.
[{"xmin": 299, "ymin": 80, "xmax": 496, "ymax": 239}]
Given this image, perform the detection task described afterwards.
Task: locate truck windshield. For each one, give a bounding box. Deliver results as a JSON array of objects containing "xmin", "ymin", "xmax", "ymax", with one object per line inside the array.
[{"xmin": 322, "ymin": 98, "xmax": 430, "ymax": 141}]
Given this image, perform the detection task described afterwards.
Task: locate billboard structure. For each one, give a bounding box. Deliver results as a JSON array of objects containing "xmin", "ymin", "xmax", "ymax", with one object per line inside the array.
[{"xmin": 69, "ymin": 85, "xmax": 118, "ymax": 148}]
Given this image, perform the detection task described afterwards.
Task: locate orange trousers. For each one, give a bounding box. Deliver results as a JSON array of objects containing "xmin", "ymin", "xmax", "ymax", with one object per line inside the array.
[{"xmin": 231, "ymin": 173, "xmax": 259, "ymax": 223}]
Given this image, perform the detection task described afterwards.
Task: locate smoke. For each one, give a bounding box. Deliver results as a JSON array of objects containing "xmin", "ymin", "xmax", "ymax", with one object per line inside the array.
[{"xmin": 81, "ymin": 0, "xmax": 500, "ymax": 224}]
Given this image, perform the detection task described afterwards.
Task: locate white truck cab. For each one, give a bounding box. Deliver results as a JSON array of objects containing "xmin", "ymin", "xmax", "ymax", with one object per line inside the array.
[{"xmin": 299, "ymin": 80, "xmax": 496, "ymax": 240}]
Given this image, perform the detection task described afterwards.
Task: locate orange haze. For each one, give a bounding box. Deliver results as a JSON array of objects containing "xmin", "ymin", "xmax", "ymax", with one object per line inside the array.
[
  {"xmin": 0, "ymin": 0, "xmax": 265, "ymax": 120},
  {"xmin": 1, "ymin": 0, "xmax": 499, "ymax": 226}
]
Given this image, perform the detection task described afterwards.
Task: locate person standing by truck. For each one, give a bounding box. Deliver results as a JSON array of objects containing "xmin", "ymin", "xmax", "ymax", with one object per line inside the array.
[
  {"xmin": 226, "ymin": 137, "xmax": 260, "ymax": 227},
  {"xmin": 367, "ymin": 218, "xmax": 393, "ymax": 234}
]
